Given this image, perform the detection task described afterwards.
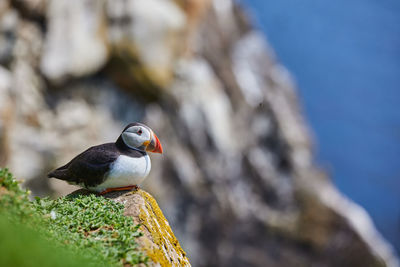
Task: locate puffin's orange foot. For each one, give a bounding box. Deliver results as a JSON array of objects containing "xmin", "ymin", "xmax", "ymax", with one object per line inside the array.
[{"xmin": 99, "ymin": 185, "xmax": 139, "ymax": 195}]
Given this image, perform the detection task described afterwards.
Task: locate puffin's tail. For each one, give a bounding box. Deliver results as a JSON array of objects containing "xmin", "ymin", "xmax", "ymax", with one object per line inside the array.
[
  {"xmin": 47, "ymin": 170, "xmax": 57, "ymax": 178},
  {"xmin": 47, "ymin": 165, "xmax": 69, "ymax": 180}
]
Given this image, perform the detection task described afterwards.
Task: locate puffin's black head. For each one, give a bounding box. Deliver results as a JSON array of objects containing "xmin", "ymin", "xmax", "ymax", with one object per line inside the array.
[{"xmin": 117, "ymin": 122, "xmax": 163, "ymax": 153}]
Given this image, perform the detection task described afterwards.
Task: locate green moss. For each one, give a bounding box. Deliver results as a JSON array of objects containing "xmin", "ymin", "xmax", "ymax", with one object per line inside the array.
[
  {"xmin": 34, "ymin": 194, "xmax": 147, "ymax": 266},
  {"xmin": 0, "ymin": 168, "xmax": 32, "ymax": 220},
  {"xmin": 0, "ymin": 214, "xmax": 100, "ymax": 267},
  {"xmin": 0, "ymin": 167, "xmax": 24, "ymax": 193},
  {"xmin": 0, "ymin": 168, "xmax": 147, "ymax": 267}
]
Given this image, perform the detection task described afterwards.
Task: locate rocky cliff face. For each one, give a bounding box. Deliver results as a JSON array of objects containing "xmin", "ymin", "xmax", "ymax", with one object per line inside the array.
[{"xmin": 0, "ymin": 0, "xmax": 398, "ymax": 266}]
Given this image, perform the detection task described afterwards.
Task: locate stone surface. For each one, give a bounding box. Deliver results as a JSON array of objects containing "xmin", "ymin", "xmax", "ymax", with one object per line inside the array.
[
  {"xmin": 0, "ymin": 0, "xmax": 398, "ymax": 266},
  {"xmin": 41, "ymin": 0, "xmax": 108, "ymax": 83},
  {"xmin": 107, "ymin": 0, "xmax": 186, "ymax": 87}
]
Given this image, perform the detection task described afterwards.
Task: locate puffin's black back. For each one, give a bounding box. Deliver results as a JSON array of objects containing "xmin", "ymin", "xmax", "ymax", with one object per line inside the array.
[{"xmin": 48, "ymin": 142, "xmax": 145, "ymax": 187}]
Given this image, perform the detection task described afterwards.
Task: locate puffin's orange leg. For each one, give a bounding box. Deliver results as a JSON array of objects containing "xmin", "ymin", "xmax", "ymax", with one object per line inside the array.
[{"xmin": 99, "ymin": 185, "xmax": 139, "ymax": 195}]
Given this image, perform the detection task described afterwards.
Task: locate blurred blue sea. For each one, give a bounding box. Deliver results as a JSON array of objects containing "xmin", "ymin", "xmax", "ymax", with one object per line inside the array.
[{"xmin": 242, "ymin": 0, "xmax": 400, "ymax": 251}]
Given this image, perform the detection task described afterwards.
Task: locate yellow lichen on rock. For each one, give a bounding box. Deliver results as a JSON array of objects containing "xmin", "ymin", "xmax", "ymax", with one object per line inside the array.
[
  {"xmin": 138, "ymin": 190, "xmax": 190, "ymax": 267},
  {"xmin": 98, "ymin": 189, "xmax": 191, "ymax": 267}
]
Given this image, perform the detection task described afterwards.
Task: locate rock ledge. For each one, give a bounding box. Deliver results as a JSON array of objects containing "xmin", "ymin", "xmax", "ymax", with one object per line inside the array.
[{"xmin": 70, "ymin": 189, "xmax": 191, "ymax": 267}]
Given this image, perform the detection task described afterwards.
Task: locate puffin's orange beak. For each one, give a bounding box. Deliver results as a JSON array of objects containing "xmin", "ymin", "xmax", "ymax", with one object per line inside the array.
[{"xmin": 146, "ymin": 133, "xmax": 163, "ymax": 154}]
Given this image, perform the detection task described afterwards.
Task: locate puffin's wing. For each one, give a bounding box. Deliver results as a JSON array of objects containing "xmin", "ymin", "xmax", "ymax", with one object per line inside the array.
[{"xmin": 48, "ymin": 143, "xmax": 119, "ymax": 187}]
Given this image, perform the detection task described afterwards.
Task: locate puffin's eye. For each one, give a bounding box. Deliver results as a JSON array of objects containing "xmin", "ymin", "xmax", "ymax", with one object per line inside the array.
[{"xmin": 137, "ymin": 129, "xmax": 143, "ymax": 135}]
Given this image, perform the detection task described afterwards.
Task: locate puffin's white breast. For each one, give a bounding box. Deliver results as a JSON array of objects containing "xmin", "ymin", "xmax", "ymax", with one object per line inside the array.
[{"xmin": 90, "ymin": 154, "xmax": 151, "ymax": 191}]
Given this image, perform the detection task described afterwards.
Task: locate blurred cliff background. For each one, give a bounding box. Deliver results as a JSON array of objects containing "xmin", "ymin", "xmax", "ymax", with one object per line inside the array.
[
  {"xmin": 242, "ymin": 0, "xmax": 400, "ymax": 254},
  {"xmin": 0, "ymin": 0, "xmax": 398, "ymax": 266}
]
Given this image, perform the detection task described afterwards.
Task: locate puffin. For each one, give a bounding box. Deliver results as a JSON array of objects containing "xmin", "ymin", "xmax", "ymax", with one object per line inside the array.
[{"xmin": 48, "ymin": 122, "xmax": 163, "ymax": 194}]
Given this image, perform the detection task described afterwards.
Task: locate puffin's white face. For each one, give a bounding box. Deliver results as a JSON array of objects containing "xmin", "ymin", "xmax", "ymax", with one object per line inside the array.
[{"xmin": 121, "ymin": 125, "xmax": 163, "ymax": 153}]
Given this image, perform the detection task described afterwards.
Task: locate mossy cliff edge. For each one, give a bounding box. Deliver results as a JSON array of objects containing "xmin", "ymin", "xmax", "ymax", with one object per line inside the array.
[
  {"xmin": 0, "ymin": 168, "xmax": 190, "ymax": 267},
  {"xmin": 71, "ymin": 189, "xmax": 191, "ymax": 267}
]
